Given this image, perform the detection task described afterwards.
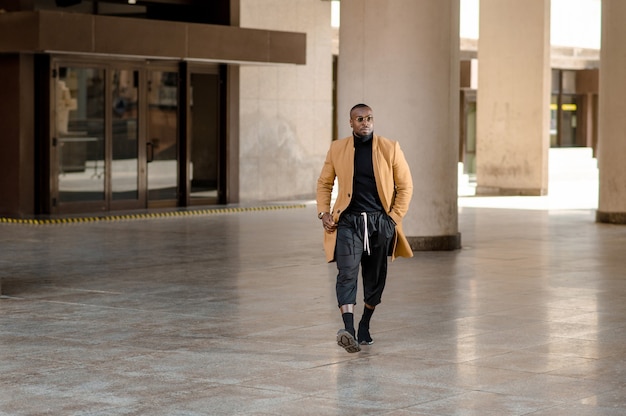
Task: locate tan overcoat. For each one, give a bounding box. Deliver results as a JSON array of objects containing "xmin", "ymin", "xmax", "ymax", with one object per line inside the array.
[{"xmin": 316, "ymin": 134, "xmax": 414, "ymax": 262}]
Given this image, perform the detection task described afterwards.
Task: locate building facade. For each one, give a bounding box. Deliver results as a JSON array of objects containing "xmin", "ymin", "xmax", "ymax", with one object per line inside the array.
[{"xmin": 0, "ymin": 0, "xmax": 325, "ymax": 216}]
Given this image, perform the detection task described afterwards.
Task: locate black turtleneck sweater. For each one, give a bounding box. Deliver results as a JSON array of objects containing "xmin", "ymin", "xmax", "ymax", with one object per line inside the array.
[{"xmin": 348, "ymin": 133, "xmax": 383, "ymax": 214}]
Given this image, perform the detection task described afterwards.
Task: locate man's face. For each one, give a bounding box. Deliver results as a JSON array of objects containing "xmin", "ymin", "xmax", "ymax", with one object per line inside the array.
[{"xmin": 350, "ymin": 107, "xmax": 374, "ymax": 137}]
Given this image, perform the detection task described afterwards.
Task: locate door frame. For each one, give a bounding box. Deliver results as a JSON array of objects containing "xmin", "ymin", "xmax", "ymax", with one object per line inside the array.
[
  {"xmin": 46, "ymin": 55, "xmax": 226, "ymax": 215},
  {"xmin": 183, "ymin": 62, "xmax": 227, "ymax": 206}
]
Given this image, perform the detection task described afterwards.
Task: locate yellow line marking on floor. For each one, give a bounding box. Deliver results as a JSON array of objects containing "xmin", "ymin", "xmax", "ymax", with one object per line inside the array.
[{"xmin": 0, "ymin": 204, "xmax": 307, "ymax": 225}]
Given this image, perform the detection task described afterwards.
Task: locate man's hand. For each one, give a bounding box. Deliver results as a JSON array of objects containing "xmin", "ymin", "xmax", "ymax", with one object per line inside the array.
[{"xmin": 321, "ymin": 213, "xmax": 337, "ymax": 233}]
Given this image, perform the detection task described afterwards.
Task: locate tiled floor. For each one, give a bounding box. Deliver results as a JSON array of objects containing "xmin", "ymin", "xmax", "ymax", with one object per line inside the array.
[{"xmin": 1, "ymin": 189, "xmax": 626, "ymax": 415}]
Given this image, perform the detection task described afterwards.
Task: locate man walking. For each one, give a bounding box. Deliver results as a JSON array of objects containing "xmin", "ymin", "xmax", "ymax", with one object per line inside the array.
[{"xmin": 317, "ymin": 103, "xmax": 413, "ymax": 353}]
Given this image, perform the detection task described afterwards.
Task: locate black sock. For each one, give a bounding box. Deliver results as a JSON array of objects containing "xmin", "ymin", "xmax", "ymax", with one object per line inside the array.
[
  {"xmin": 342, "ymin": 312, "xmax": 355, "ymax": 337},
  {"xmin": 358, "ymin": 306, "xmax": 375, "ymax": 343},
  {"xmin": 360, "ymin": 305, "xmax": 375, "ymax": 327}
]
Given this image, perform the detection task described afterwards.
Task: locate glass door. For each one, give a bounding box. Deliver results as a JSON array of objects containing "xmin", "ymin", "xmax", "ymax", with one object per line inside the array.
[
  {"xmin": 53, "ymin": 66, "xmax": 106, "ymax": 211},
  {"xmin": 189, "ymin": 72, "xmax": 221, "ymax": 204},
  {"xmin": 52, "ymin": 63, "xmax": 146, "ymax": 213},
  {"xmin": 147, "ymin": 70, "xmax": 179, "ymax": 205},
  {"xmin": 50, "ymin": 60, "xmax": 222, "ymax": 214},
  {"xmin": 110, "ymin": 68, "xmax": 144, "ymax": 208}
]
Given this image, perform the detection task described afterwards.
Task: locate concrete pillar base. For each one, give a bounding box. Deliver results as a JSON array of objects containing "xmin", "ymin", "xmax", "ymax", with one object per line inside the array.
[
  {"xmin": 596, "ymin": 211, "xmax": 626, "ymax": 224},
  {"xmin": 476, "ymin": 186, "xmax": 547, "ymax": 196},
  {"xmin": 408, "ymin": 233, "xmax": 462, "ymax": 251}
]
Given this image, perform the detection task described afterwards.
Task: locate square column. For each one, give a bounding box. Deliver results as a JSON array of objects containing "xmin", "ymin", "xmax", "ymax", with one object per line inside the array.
[
  {"xmin": 476, "ymin": 0, "xmax": 551, "ymax": 196},
  {"xmin": 597, "ymin": 0, "xmax": 626, "ymax": 223},
  {"xmin": 338, "ymin": 0, "xmax": 461, "ymax": 250}
]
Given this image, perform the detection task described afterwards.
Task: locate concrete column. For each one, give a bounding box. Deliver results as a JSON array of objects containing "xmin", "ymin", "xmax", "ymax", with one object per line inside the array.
[
  {"xmin": 597, "ymin": 0, "xmax": 626, "ymax": 223},
  {"xmin": 476, "ymin": 0, "xmax": 551, "ymax": 196},
  {"xmin": 338, "ymin": 0, "xmax": 461, "ymax": 250}
]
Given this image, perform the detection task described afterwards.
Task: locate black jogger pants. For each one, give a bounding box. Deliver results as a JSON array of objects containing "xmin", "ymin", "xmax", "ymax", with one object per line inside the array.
[{"xmin": 335, "ymin": 211, "xmax": 396, "ymax": 308}]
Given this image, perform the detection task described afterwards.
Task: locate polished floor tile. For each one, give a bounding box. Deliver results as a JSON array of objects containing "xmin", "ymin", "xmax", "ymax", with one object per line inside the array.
[{"xmin": 1, "ymin": 192, "xmax": 626, "ymax": 415}]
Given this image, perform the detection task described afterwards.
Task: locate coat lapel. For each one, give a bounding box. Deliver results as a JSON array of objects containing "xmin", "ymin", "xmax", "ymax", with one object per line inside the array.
[{"xmin": 371, "ymin": 135, "xmax": 390, "ymax": 212}]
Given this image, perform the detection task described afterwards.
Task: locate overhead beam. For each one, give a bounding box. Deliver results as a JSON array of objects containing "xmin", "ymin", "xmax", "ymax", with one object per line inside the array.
[{"xmin": 0, "ymin": 10, "xmax": 306, "ymax": 65}]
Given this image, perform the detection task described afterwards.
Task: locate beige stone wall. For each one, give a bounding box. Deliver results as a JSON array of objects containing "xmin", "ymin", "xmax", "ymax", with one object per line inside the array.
[{"xmin": 238, "ymin": 0, "xmax": 333, "ymax": 201}]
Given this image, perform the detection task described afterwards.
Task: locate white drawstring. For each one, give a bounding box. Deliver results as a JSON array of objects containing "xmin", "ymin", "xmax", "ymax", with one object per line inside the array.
[{"xmin": 361, "ymin": 212, "xmax": 371, "ymax": 255}]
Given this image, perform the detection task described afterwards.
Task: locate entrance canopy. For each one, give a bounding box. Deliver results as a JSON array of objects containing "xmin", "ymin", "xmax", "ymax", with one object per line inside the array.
[{"xmin": 0, "ymin": 10, "xmax": 306, "ymax": 65}]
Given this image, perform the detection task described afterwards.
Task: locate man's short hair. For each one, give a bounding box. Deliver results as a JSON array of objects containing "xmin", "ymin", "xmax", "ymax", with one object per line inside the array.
[{"xmin": 350, "ymin": 103, "xmax": 371, "ymax": 115}]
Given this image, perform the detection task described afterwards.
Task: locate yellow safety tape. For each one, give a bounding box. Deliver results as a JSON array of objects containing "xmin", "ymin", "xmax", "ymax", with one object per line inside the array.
[{"xmin": 0, "ymin": 204, "xmax": 306, "ymax": 225}]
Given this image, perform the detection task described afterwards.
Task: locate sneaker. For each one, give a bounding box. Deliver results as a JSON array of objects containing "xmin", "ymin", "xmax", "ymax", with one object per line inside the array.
[
  {"xmin": 358, "ymin": 336, "xmax": 374, "ymax": 345},
  {"xmin": 357, "ymin": 323, "xmax": 374, "ymax": 345},
  {"xmin": 336, "ymin": 329, "xmax": 361, "ymax": 353}
]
